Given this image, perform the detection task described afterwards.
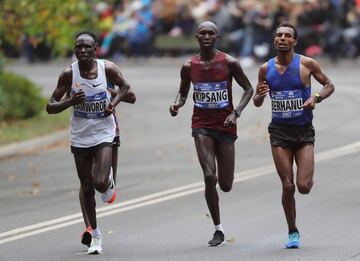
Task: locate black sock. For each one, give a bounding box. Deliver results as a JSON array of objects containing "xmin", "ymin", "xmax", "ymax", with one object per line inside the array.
[{"xmin": 289, "ymin": 229, "xmax": 299, "ymax": 235}]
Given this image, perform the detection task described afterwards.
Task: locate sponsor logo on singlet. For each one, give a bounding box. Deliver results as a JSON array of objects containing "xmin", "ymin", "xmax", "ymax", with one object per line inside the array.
[
  {"xmin": 271, "ymin": 90, "xmax": 303, "ymax": 119},
  {"xmin": 73, "ymin": 91, "xmax": 108, "ymax": 119},
  {"xmin": 193, "ymin": 81, "xmax": 229, "ymax": 109}
]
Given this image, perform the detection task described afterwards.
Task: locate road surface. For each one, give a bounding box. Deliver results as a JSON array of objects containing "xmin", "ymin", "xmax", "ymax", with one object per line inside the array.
[{"xmin": 1, "ymin": 57, "xmax": 359, "ymax": 261}]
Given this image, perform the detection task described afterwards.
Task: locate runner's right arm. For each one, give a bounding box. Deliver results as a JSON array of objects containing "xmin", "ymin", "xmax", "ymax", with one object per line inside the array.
[
  {"xmin": 253, "ymin": 63, "xmax": 269, "ymax": 107},
  {"xmin": 46, "ymin": 67, "xmax": 85, "ymax": 114},
  {"xmin": 170, "ymin": 60, "xmax": 191, "ymax": 117}
]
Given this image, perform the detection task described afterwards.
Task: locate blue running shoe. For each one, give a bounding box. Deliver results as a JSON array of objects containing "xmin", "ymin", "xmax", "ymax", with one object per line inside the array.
[{"xmin": 285, "ymin": 231, "xmax": 300, "ymax": 249}]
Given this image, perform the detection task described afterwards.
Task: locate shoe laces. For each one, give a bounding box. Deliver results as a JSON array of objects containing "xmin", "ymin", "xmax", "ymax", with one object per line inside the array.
[
  {"xmin": 289, "ymin": 232, "xmax": 300, "ymax": 242},
  {"xmin": 213, "ymin": 230, "xmax": 224, "ymax": 239}
]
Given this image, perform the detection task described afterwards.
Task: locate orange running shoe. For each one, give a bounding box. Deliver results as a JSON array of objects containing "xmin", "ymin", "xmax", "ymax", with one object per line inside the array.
[
  {"xmin": 81, "ymin": 226, "xmax": 92, "ymax": 247},
  {"xmin": 101, "ymin": 170, "xmax": 116, "ymax": 203}
]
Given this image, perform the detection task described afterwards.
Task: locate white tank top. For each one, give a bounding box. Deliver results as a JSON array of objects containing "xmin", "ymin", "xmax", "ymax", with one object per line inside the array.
[{"xmin": 70, "ymin": 59, "xmax": 116, "ymax": 148}]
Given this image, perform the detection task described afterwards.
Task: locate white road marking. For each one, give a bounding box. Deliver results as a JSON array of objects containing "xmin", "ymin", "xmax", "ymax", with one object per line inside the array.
[{"xmin": 0, "ymin": 140, "xmax": 359, "ymax": 245}]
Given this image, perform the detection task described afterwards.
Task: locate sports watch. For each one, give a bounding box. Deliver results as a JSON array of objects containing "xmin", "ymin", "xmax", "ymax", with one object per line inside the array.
[
  {"xmin": 234, "ymin": 110, "xmax": 241, "ymax": 118},
  {"xmin": 314, "ymin": 93, "xmax": 323, "ymax": 103}
]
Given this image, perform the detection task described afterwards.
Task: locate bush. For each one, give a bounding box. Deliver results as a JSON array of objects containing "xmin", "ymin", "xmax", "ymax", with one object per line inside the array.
[{"xmin": 0, "ymin": 71, "xmax": 46, "ymax": 120}]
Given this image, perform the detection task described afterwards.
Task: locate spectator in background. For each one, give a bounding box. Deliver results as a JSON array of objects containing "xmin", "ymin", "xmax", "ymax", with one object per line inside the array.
[
  {"xmin": 295, "ymin": 0, "xmax": 334, "ymax": 57},
  {"xmin": 98, "ymin": 1, "xmax": 137, "ymax": 59},
  {"xmin": 227, "ymin": 0, "xmax": 258, "ymax": 67},
  {"xmin": 3, "ymin": 0, "xmax": 360, "ymax": 62},
  {"xmin": 168, "ymin": 2, "xmax": 196, "ymax": 37},
  {"xmin": 22, "ymin": 33, "xmax": 52, "ymax": 63},
  {"xmin": 95, "ymin": 1, "xmax": 115, "ymax": 47},
  {"xmin": 341, "ymin": 3, "xmax": 360, "ymax": 58},
  {"xmin": 128, "ymin": 0, "xmax": 156, "ymax": 57}
]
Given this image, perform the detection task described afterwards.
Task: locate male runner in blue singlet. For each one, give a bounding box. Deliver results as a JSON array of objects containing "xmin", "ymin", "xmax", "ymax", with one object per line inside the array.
[
  {"xmin": 46, "ymin": 31, "xmax": 135, "ymax": 254},
  {"xmin": 253, "ymin": 22, "xmax": 335, "ymax": 249}
]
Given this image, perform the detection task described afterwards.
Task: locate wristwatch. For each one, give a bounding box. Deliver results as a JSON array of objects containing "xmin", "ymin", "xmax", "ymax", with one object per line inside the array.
[
  {"xmin": 314, "ymin": 93, "xmax": 323, "ymax": 103},
  {"xmin": 234, "ymin": 110, "xmax": 241, "ymax": 118}
]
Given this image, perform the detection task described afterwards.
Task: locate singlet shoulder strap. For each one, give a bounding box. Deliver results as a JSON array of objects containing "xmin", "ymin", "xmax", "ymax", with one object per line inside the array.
[{"xmin": 71, "ymin": 61, "xmax": 79, "ymax": 75}]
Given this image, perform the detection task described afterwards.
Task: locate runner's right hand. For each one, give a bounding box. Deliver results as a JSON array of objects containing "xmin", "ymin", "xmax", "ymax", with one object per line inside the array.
[
  {"xmin": 169, "ymin": 105, "xmax": 179, "ymax": 117},
  {"xmin": 256, "ymin": 81, "xmax": 269, "ymax": 98},
  {"xmin": 71, "ymin": 89, "xmax": 85, "ymax": 105}
]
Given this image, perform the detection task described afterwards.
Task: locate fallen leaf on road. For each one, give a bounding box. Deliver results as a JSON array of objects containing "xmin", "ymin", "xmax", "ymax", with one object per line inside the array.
[
  {"xmin": 7, "ymin": 175, "xmax": 16, "ymax": 181},
  {"xmin": 226, "ymin": 238, "xmax": 235, "ymax": 244}
]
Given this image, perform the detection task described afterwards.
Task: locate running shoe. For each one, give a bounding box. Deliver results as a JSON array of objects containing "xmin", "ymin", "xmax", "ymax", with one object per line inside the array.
[
  {"xmin": 285, "ymin": 231, "xmax": 300, "ymax": 249},
  {"xmin": 208, "ymin": 230, "xmax": 225, "ymax": 247},
  {"xmin": 101, "ymin": 170, "xmax": 116, "ymax": 203},
  {"xmin": 81, "ymin": 226, "xmax": 92, "ymax": 247},
  {"xmin": 87, "ymin": 236, "xmax": 102, "ymax": 254}
]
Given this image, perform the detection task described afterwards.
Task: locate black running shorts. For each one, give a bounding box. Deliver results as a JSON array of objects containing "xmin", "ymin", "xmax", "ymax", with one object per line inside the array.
[
  {"xmin": 112, "ymin": 136, "xmax": 120, "ymax": 147},
  {"xmin": 71, "ymin": 142, "xmax": 113, "ymax": 156},
  {"xmin": 268, "ymin": 122, "xmax": 315, "ymax": 150},
  {"xmin": 192, "ymin": 128, "xmax": 237, "ymax": 144}
]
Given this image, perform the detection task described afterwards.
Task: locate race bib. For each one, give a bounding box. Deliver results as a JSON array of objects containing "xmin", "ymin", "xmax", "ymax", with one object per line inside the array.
[
  {"xmin": 271, "ymin": 90, "xmax": 303, "ymax": 119},
  {"xmin": 73, "ymin": 91, "xmax": 108, "ymax": 119},
  {"xmin": 193, "ymin": 81, "xmax": 229, "ymax": 109}
]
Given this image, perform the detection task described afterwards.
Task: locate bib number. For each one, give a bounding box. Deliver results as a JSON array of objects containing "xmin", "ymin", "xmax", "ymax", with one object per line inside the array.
[
  {"xmin": 271, "ymin": 90, "xmax": 303, "ymax": 119},
  {"xmin": 193, "ymin": 81, "xmax": 229, "ymax": 109}
]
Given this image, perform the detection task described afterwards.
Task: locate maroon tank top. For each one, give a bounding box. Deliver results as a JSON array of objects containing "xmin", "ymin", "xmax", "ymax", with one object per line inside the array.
[{"xmin": 190, "ymin": 51, "xmax": 236, "ymax": 135}]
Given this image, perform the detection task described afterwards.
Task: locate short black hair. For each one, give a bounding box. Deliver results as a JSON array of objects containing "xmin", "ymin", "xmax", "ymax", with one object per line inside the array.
[
  {"xmin": 275, "ymin": 22, "xmax": 298, "ymax": 39},
  {"xmin": 75, "ymin": 31, "xmax": 98, "ymax": 43}
]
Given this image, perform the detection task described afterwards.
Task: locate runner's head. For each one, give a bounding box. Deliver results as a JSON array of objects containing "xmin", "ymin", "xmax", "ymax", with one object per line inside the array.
[
  {"xmin": 195, "ymin": 21, "xmax": 219, "ymax": 50},
  {"xmin": 74, "ymin": 31, "xmax": 98, "ymax": 62},
  {"xmin": 274, "ymin": 22, "xmax": 298, "ymax": 53}
]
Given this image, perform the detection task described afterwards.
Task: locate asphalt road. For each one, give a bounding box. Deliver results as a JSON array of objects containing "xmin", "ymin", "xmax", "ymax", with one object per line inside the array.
[{"xmin": 1, "ymin": 57, "xmax": 360, "ymax": 261}]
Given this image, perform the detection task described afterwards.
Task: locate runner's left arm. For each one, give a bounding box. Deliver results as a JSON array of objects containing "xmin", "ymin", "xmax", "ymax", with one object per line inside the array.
[
  {"xmin": 224, "ymin": 55, "xmax": 254, "ymax": 126},
  {"xmin": 104, "ymin": 60, "xmax": 133, "ymax": 115},
  {"xmin": 302, "ymin": 57, "xmax": 335, "ymax": 110},
  {"xmin": 108, "ymin": 85, "xmax": 136, "ymax": 104}
]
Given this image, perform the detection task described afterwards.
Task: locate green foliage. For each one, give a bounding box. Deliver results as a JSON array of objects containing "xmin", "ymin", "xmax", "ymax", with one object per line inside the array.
[
  {"xmin": 0, "ymin": 0, "xmax": 99, "ymax": 56},
  {"xmin": 0, "ymin": 53, "xmax": 4, "ymax": 73},
  {"xmin": 0, "ymin": 71, "xmax": 46, "ymax": 120},
  {"xmin": 0, "ymin": 109, "xmax": 70, "ymax": 146}
]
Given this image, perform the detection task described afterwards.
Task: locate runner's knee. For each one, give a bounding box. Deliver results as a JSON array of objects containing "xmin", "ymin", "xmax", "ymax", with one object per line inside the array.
[
  {"xmin": 93, "ymin": 174, "xmax": 109, "ymax": 193},
  {"xmin": 219, "ymin": 182, "xmax": 232, "ymax": 192},
  {"xmin": 204, "ymin": 174, "xmax": 218, "ymax": 187},
  {"xmin": 297, "ymin": 180, "xmax": 313, "ymax": 194},
  {"xmin": 282, "ymin": 182, "xmax": 295, "ymax": 194}
]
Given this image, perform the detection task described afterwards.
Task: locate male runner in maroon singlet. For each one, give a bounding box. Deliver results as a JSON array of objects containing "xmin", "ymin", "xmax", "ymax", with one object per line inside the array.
[{"xmin": 169, "ymin": 21, "xmax": 253, "ymax": 247}]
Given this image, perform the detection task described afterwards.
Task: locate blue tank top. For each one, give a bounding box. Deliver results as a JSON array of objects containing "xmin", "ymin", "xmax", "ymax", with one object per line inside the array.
[{"xmin": 266, "ymin": 54, "xmax": 312, "ymax": 125}]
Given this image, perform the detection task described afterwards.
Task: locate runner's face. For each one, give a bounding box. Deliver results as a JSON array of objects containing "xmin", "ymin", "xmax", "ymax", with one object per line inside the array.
[
  {"xmin": 274, "ymin": 27, "xmax": 297, "ymax": 52},
  {"xmin": 196, "ymin": 26, "xmax": 218, "ymax": 49},
  {"xmin": 74, "ymin": 35, "xmax": 97, "ymax": 63}
]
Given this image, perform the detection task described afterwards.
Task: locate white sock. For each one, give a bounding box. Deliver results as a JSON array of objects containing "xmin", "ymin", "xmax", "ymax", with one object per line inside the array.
[
  {"xmin": 214, "ymin": 224, "xmax": 224, "ymax": 233},
  {"xmin": 92, "ymin": 227, "xmax": 101, "ymax": 238}
]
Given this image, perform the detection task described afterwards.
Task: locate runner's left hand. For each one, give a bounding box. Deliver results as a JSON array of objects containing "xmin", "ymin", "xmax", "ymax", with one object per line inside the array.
[
  {"xmin": 104, "ymin": 103, "xmax": 114, "ymax": 117},
  {"xmin": 224, "ymin": 113, "xmax": 237, "ymax": 128}
]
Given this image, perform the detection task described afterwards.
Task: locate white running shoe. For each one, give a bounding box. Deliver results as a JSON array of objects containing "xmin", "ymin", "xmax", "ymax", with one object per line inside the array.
[
  {"xmin": 101, "ymin": 169, "xmax": 116, "ymax": 203},
  {"xmin": 87, "ymin": 236, "xmax": 102, "ymax": 254}
]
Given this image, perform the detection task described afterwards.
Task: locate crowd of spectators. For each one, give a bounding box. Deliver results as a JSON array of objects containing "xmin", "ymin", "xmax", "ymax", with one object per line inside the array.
[
  {"xmin": 94, "ymin": 0, "xmax": 360, "ymax": 65},
  {"xmin": 3, "ymin": 0, "xmax": 360, "ymax": 65}
]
